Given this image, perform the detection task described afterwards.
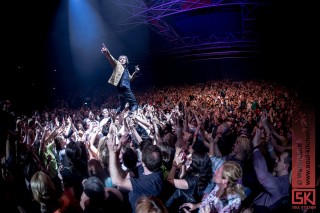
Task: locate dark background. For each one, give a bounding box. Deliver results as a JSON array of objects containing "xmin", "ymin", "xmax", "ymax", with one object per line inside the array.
[{"xmin": 1, "ymin": 0, "xmax": 317, "ymax": 113}]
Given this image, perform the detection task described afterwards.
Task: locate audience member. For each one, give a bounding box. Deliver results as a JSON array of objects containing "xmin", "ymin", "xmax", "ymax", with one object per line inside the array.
[
  {"xmin": 180, "ymin": 161, "xmax": 245, "ymax": 212},
  {"xmin": 107, "ymin": 124, "xmax": 164, "ymax": 212},
  {"xmin": 80, "ymin": 176, "xmax": 124, "ymax": 212},
  {"xmin": 135, "ymin": 195, "xmax": 168, "ymax": 213},
  {"xmin": 30, "ymin": 171, "xmax": 82, "ymax": 213},
  {"xmin": 241, "ymin": 128, "xmax": 291, "ymax": 213}
]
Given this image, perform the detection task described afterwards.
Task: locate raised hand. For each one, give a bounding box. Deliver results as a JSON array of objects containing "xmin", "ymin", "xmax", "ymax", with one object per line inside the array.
[
  {"xmin": 252, "ymin": 127, "xmax": 261, "ymax": 147},
  {"xmin": 107, "ymin": 132, "xmax": 121, "ymax": 153},
  {"xmin": 101, "ymin": 43, "xmax": 109, "ymax": 54},
  {"xmin": 134, "ymin": 65, "xmax": 141, "ymax": 76}
]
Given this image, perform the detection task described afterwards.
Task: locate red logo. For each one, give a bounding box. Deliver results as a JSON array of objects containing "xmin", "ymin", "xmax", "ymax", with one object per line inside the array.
[{"xmin": 292, "ymin": 189, "xmax": 316, "ymax": 205}]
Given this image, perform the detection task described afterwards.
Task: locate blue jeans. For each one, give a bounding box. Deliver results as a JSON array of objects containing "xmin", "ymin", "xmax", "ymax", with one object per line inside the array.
[{"xmin": 117, "ymin": 86, "xmax": 138, "ymax": 114}]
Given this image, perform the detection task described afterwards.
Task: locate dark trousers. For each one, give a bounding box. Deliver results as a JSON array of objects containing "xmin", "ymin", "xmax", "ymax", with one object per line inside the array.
[{"xmin": 117, "ymin": 86, "xmax": 138, "ymax": 114}]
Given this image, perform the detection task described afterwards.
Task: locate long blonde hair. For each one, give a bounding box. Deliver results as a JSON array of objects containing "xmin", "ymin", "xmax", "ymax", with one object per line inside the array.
[
  {"xmin": 30, "ymin": 171, "xmax": 58, "ymax": 213},
  {"xmin": 135, "ymin": 196, "xmax": 168, "ymax": 213},
  {"xmin": 222, "ymin": 161, "xmax": 246, "ymax": 200}
]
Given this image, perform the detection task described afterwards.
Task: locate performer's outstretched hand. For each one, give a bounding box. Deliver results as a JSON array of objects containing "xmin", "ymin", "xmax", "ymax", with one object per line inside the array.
[
  {"xmin": 135, "ymin": 65, "xmax": 141, "ymax": 76},
  {"xmin": 101, "ymin": 43, "xmax": 109, "ymax": 54}
]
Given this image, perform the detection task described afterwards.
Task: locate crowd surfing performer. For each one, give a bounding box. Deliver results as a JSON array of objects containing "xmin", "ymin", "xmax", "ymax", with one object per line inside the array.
[{"xmin": 101, "ymin": 43, "xmax": 140, "ymax": 115}]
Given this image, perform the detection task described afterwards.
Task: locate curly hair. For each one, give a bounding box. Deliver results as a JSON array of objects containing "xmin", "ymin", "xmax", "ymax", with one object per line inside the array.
[{"xmin": 222, "ymin": 161, "xmax": 246, "ymax": 200}]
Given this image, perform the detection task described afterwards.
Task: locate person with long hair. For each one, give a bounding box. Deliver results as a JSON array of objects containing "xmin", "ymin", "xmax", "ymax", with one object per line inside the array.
[
  {"xmin": 166, "ymin": 144, "xmax": 213, "ymax": 212},
  {"xmin": 30, "ymin": 171, "xmax": 82, "ymax": 213},
  {"xmin": 180, "ymin": 161, "xmax": 245, "ymax": 213},
  {"xmin": 101, "ymin": 43, "xmax": 140, "ymax": 115},
  {"xmin": 135, "ymin": 196, "xmax": 169, "ymax": 213}
]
